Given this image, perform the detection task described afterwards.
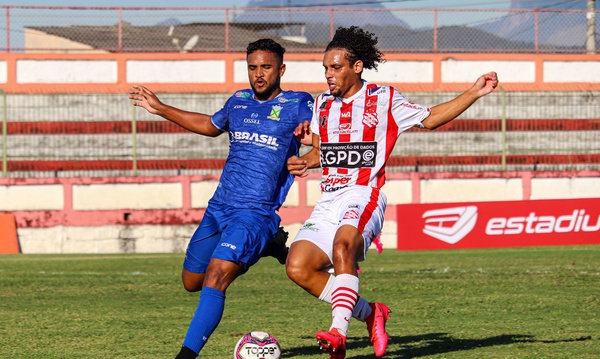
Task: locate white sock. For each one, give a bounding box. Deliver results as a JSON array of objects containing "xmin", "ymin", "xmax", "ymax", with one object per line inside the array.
[
  {"xmin": 318, "ymin": 274, "xmax": 372, "ymax": 322},
  {"xmin": 330, "ymin": 274, "xmax": 359, "ymax": 336}
]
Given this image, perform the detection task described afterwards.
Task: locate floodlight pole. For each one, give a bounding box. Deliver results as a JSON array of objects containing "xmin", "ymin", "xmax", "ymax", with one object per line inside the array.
[{"xmin": 587, "ymin": 0, "xmax": 596, "ymax": 54}]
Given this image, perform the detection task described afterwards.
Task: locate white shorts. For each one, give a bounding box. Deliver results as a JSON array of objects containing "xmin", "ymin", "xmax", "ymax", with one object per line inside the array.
[{"xmin": 291, "ymin": 185, "xmax": 386, "ymax": 266}]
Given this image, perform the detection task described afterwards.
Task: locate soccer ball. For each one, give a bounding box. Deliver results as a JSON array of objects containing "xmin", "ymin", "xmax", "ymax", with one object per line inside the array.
[{"xmin": 233, "ymin": 331, "xmax": 281, "ymax": 359}]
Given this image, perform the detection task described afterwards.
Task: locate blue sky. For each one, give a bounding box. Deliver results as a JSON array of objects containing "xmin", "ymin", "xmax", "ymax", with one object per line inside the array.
[
  {"xmin": 0, "ymin": 1, "xmax": 512, "ymax": 9},
  {"xmin": 0, "ymin": 0, "xmax": 513, "ymax": 29}
]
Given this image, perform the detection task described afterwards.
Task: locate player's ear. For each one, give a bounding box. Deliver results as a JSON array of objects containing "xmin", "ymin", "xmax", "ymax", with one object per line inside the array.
[
  {"xmin": 353, "ymin": 60, "xmax": 363, "ymax": 75},
  {"xmin": 279, "ymin": 63, "xmax": 286, "ymax": 77}
]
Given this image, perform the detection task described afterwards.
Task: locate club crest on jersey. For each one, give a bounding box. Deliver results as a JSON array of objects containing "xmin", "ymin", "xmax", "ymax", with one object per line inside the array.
[
  {"xmin": 267, "ymin": 104, "xmax": 282, "ymax": 121},
  {"xmin": 362, "ymin": 112, "xmax": 379, "ymax": 127}
]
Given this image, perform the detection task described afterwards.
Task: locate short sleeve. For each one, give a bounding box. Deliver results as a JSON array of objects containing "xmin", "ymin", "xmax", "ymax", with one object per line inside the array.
[
  {"xmin": 309, "ymin": 95, "xmax": 323, "ymax": 136},
  {"xmin": 297, "ymin": 92, "xmax": 314, "ymax": 124},
  {"xmin": 210, "ymin": 96, "xmax": 233, "ymax": 131},
  {"xmin": 391, "ymin": 89, "xmax": 430, "ymax": 133}
]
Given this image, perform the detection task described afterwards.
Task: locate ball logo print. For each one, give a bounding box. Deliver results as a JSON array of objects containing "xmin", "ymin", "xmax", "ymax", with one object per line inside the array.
[
  {"xmin": 234, "ymin": 331, "xmax": 281, "ymax": 359},
  {"xmin": 421, "ymin": 206, "xmax": 478, "ymax": 244}
]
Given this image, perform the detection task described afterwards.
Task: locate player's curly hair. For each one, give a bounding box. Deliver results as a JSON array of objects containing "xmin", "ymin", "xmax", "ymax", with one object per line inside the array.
[
  {"xmin": 247, "ymin": 38, "xmax": 286, "ymax": 63},
  {"xmin": 326, "ymin": 26, "xmax": 385, "ymax": 71}
]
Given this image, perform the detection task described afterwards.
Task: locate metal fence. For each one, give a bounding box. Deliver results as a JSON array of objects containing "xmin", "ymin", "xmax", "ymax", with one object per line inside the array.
[
  {"xmin": 1, "ymin": 90, "xmax": 599, "ymax": 178},
  {"xmin": 1, "ymin": 5, "xmax": 597, "ymax": 54}
]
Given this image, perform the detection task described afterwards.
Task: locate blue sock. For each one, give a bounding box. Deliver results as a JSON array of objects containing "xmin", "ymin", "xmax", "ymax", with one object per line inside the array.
[{"xmin": 182, "ymin": 286, "xmax": 226, "ymax": 354}]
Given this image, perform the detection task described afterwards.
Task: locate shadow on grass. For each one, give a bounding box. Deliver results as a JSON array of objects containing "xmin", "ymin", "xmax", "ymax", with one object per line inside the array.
[{"xmin": 283, "ymin": 333, "xmax": 592, "ymax": 358}]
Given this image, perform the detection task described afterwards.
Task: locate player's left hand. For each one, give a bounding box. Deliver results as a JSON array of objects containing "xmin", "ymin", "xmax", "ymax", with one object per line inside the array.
[
  {"xmin": 128, "ymin": 85, "xmax": 163, "ymax": 114},
  {"xmin": 474, "ymin": 71, "xmax": 499, "ymax": 97}
]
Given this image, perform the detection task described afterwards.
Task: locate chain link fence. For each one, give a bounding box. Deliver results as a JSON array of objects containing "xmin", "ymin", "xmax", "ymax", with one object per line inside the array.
[
  {"xmin": 0, "ymin": 5, "xmax": 597, "ymax": 54},
  {"xmin": 1, "ymin": 90, "xmax": 599, "ymax": 178},
  {"xmin": 0, "ymin": 5, "xmax": 598, "ymax": 178}
]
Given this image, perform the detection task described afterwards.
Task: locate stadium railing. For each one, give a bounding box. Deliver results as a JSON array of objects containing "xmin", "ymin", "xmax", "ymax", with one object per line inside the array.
[{"xmin": 1, "ymin": 90, "xmax": 598, "ymax": 178}]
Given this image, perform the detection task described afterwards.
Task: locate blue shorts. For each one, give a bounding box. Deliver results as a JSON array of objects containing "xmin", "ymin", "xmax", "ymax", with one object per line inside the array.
[{"xmin": 183, "ymin": 202, "xmax": 280, "ymax": 274}]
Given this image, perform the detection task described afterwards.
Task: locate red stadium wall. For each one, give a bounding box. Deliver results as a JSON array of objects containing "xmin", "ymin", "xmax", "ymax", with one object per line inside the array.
[{"xmin": 2, "ymin": 170, "xmax": 599, "ymax": 254}]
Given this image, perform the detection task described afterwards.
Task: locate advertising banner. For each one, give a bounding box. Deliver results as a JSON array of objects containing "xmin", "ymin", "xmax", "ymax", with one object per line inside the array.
[{"xmin": 396, "ymin": 198, "xmax": 600, "ymax": 250}]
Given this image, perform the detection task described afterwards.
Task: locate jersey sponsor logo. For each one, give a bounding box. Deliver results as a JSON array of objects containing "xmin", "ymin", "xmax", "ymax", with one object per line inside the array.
[
  {"xmin": 362, "ymin": 112, "xmax": 379, "ymax": 127},
  {"xmin": 366, "ymin": 100, "xmax": 389, "ymax": 107},
  {"xmin": 485, "ymin": 209, "xmax": 599, "ymax": 235},
  {"xmin": 267, "ymin": 104, "xmax": 282, "ymax": 121},
  {"xmin": 367, "ymin": 86, "xmax": 387, "ymax": 96},
  {"xmin": 321, "ymin": 141, "xmax": 377, "ymax": 168},
  {"xmin": 333, "ymin": 122, "xmax": 358, "ymax": 135},
  {"xmin": 422, "ymin": 206, "xmax": 478, "ymax": 244},
  {"xmin": 278, "ymin": 97, "xmax": 299, "ymax": 103},
  {"xmin": 321, "ymin": 175, "xmax": 351, "ymax": 192},
  {"xmin": 301, "ymin": 222, "xmax": 319, "ymax": 232},
  {"xmin": 243, "ymin": 113, "xmax": 260, "ymax": 124},
  {"xmin": 221, "ymin": 242, "xmax": 237, "ymax": 250},
  {"xmin": 340, "ymin": 111, "xmax": 351, "ymax": 118},
  {"xmin": 233, "ymin": 105, "xmax": 247, "ymax": 109},
  {"xmin": 235, "ymin": 91, "xmax": 251, "ymax": 98},
  {"xmin": 401, "ymin": 101, "xmax": 423, "ymax": 111},
  {"xmin": 230, "ymin": 131, "xmax": 279, "ymax": 149}
]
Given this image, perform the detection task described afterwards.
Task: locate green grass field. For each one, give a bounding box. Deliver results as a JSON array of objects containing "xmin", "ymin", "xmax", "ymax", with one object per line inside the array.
[{"xmin": 1, "ymin": 246, "xmax": 598, "ymax": 358}]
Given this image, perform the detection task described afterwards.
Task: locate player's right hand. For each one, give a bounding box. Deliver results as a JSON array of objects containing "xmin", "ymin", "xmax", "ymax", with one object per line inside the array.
[
  {"xmin": 128, "ymin": 85, "xmax": 162, "ymax": 115},
  {"xmin": 287, "ymin": 155, "xmax": 308, "ymax": 177}
]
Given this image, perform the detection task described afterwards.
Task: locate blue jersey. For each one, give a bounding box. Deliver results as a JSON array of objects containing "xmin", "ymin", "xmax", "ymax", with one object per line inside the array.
[{"xmin": 210, "ymin": 89, "xmax": 313, "ymax": 212}]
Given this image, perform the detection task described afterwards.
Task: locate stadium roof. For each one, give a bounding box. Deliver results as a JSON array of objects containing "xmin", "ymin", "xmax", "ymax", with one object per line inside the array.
[{"xmin": 26, "ymin": 22, "xmax": 322, "ymax": 53}]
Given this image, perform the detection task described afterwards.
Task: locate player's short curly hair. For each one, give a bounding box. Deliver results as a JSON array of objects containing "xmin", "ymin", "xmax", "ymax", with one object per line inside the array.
[
  {"xmin": 326, "ymin": 26, "xmax": 385, "ymax": 71},
  {"xmin": 247, "ymin": 38, "xmax": 286, "ymax": 63}
]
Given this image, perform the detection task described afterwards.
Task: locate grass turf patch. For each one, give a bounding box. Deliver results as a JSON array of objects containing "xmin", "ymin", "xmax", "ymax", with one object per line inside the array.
[{"xmin": 0, "ymin": 246, "xmax": 598, "ymax": 358}]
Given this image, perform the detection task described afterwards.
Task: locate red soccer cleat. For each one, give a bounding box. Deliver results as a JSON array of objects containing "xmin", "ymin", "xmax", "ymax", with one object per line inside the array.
[
  {"xmin": 365, "ymin": 302, "xmax": 391, "ymax": 357},
  {"xmin": 316, "ymin": 328, "xmax": 346, "ymax": 359}
]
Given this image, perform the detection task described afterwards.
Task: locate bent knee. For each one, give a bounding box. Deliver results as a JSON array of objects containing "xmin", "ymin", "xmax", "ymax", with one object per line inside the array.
[
  {"xmin": 182, "ymin": 271, "xmax": 204, "ymax": 292},
  {"xmin": 286, "ymin": 260, "xmax": 314, "ymax": 286}
]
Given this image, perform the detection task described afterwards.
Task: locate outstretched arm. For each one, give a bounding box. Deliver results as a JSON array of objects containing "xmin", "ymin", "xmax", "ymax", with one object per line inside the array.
[
  {"xmin": 129, "ymin": 85, "xmax": 222, "ymax": 137},
  {"xmin": 422, "ymin": 71, "xmax": 499, "ymax": 130}
]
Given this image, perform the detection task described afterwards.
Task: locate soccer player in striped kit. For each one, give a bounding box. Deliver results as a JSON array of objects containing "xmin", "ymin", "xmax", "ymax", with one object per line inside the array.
[{"xmin": 286, "ymin": 26, "xmax": 498, "ymax": 358}]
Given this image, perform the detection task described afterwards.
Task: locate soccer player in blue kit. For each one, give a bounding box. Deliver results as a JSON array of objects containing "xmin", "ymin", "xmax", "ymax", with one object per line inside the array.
[{"xmin": 129, "ymin": 39, "xmax": 313, "ymax": 358}]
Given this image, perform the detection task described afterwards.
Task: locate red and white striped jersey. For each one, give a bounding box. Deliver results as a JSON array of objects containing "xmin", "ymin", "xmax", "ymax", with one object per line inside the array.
[{"xmin": 311, "ymin": 81, "xmax": 430, "ymax": 193}]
